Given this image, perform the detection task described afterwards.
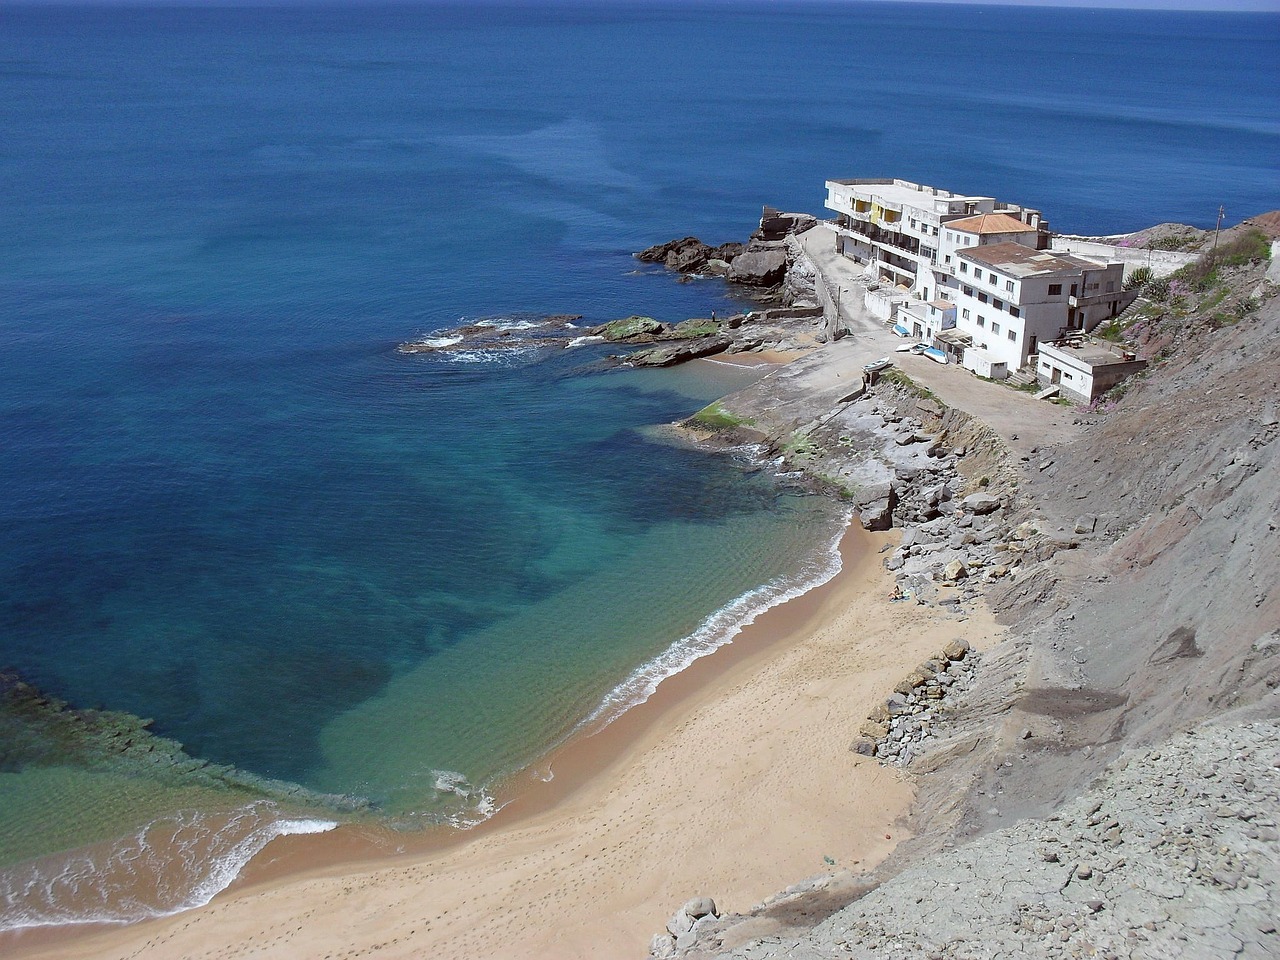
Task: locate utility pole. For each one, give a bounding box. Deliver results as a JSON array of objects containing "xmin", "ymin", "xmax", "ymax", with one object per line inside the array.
[{"xmin": 1212, "ymin": 205, "xmax": 1225, "ymax": 262}]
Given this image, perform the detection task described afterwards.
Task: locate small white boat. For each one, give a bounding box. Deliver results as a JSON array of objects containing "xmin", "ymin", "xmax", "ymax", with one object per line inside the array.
[{"xmin": 863, "ymin": 357, "xmax": 893, "ymax": 373}]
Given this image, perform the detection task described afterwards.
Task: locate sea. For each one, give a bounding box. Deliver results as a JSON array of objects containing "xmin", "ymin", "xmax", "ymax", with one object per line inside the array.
[{"xmin": 0, "ymin": 0, "xmax": 1276, "ymax": 934}]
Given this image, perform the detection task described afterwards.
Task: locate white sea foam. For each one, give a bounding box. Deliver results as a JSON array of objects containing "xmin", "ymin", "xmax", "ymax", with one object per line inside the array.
[
  {"xmin": 471, "ymin": 317, "xmax": 545, "ymax": 332},
  {"xmin": 577, "ymin": 511, "xmax": 852, "ymax": 737},
  {"xmin": 0, "ymin": 805, "xmax": 337, "ymax": 932},
  {"xmin": 422, "ymin": 770, "xmax": 505, "ymax": 830},
  {"xmin": 566, "ymin": 335, "xmax": 604, "ymax": 348},
  {"xmin": 418, "ymin": 335, "xmax": 464, "ymax": 349},
  {"xmin": 439, "ymin": 346, "xmax": 540, "ymax": 366}
]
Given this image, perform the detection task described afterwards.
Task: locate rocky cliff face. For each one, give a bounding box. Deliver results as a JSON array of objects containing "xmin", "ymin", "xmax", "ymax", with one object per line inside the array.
[{"xmin": 654, "ymin": 249, "xmax": 1280, "ymax": 958}]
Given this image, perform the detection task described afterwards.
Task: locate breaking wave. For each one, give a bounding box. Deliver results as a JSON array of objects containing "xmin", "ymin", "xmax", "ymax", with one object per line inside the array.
[
  {"xmin": 577, "ymin": 510, "xmax": 851, "ymax": 736},
  {"xmin": 0, "ymin": 805, "xmax": 336, "ymax": 932}
]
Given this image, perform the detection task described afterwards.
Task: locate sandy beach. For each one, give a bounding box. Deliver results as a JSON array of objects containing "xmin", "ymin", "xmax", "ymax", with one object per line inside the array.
[{"xmin": 10, "ymin": 523, "xmax": 1002, "ymax": 960}]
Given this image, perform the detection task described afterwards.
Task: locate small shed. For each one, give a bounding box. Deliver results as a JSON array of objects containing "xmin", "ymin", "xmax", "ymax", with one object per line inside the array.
[
  {"xmin": 962, "ymin": 347, "xmax": 1009, "ymax": 380},
  {"xmin": 934, "ymin": 328, "xmax": 973, "ymax": 366}
]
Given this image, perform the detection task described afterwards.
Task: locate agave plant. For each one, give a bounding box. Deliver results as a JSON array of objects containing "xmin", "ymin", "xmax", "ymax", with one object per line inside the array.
[{"xmin": 1124, "ymin": 266, "xmax": 1154, "ymax": 291}]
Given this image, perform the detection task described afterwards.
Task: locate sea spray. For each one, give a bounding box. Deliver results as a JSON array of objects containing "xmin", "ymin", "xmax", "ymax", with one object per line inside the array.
[{"xmin": 0, "ymin": 805, "xmax": 336, "ymax": 932}]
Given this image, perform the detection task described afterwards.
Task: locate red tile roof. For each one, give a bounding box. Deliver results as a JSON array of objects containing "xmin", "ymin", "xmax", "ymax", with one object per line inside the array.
[{"xmin": 946, "ymin": 213, "xmax": 1039, "ymax": 235}]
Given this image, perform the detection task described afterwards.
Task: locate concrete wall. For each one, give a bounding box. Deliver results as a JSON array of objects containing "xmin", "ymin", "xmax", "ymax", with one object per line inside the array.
[{"xmin": 1050, "ymin": 237, "xmax": 1198, "ymax": 278}]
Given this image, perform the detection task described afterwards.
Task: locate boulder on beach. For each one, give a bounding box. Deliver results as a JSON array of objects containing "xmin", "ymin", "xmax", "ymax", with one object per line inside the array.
[
  {"xmin": 962, "ymin": 492, "xmax": 1002, "ymax": 515},
  {"xmin": 728, "ymin": 248, "xmax": 788, "ymax": 287}
]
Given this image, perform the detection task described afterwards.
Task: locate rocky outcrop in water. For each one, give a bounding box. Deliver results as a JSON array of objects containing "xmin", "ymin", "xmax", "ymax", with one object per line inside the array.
[
  {"xmin": 636, "ymin": 238, "xmax": 745, "ymax": 276},
  {"xmin": 636, "ymin": 206, "xmax": 819, "ymax": 298},
  {"xmin": 595, "ymin": 315, "xmax": 665, "ymax": 341},
  {"xmin": 0, "ymin": 671, "xmax": 369, "ymax": 812}
]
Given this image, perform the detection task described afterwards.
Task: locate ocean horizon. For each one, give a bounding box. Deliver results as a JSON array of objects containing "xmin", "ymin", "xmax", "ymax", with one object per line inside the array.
[{"xmin": 1, "ymin": 0, "xmax": 1277, "ymax": 932}]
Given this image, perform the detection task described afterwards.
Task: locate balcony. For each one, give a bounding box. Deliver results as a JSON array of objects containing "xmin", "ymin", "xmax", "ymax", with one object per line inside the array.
[{"xmin": 837, "ymin": 219, "xmax": 920, "ymax": 257}]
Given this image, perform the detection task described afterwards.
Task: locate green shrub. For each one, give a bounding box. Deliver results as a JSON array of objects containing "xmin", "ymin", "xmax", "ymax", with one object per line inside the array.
[
  {"xmin": 1145, "ymin": 277, "xmax": 1171, "ymax": 301},
  {"xmin": 1124, "ymin": 266, "xmax": 1153, "ymax": 290}
]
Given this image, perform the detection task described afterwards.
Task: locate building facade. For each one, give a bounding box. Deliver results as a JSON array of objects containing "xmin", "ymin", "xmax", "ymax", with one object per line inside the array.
[
  {"xmin": 951, "ymin": 244, "xmax": 1128, "ymax": 371},
  {"xmin": 824, "ymin": 178, "xmax": 1134, "ymax": 374},
  {"xmin": 824, "ymin": 178, "xmax": 1049, "ymax": 303}
]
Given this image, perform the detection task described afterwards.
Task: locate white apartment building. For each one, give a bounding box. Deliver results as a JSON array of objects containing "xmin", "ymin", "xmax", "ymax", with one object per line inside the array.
[
  {"xmin": 951, "ymin": 243, "xmax": 1128, "ymax": 371},
  {"xmin": 824, "ymin": 178, "xmax": 1049, "ymax": 302},
  {"xmin": 824, "ymin": 177, "xmax": 1133, "ymax": 374}
]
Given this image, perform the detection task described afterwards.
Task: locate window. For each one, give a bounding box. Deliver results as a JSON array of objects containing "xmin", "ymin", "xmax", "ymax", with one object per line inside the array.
[
  {"xmin": 994, "ymin": 299, "xmax": 1003, "ymax": 311},
  {"xmin": 978, "ymin": 292, "xmax": 988, "ymax": 304},
  {"xmin": 945, "ymin": 255, "xmax": 952, "ymax": 265},
  {"xmin": 1070, "ymin": 284, "xmax": 1078, "ymax": 296},
  {"xmin": 962, "ymin": 308, "xmax": 970, "ymax": 319},
  {"xmin": 1007, "ymin": 330, "xmax": 1016, "ymax": 342},
  {"xmin": 976, "ymin": 315, "xmax": 985, "ymax": 327},
  {"xmin": 960, "ymin": 261, "xmax": 969, "ymax": 273},
  {"xmin": 1005, "ymin": 279, "xmax": 1015, "ymax": 292},
  {"xmin": 974, "ymin": 269, "xmax": 983, "ymax": 281},
  {"xmin": 1048, "ymin": 283, "xmax": 1063, "ymax": 296},
  {"xmin": 1010, "ymin": 306, "xmax": 1020, "ymax": 318},
  {"xmin": 992, "ymin": 322, "xmax": 1001, "ymax": 334},
  {"xmin": 963, "ymin": 286, "xmax": 974, "ymax": 296}
]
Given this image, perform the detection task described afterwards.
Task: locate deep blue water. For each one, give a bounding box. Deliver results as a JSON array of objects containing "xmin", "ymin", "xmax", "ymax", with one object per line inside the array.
[{"xmin": 0, "ymin": 0, "xmax": 1277, "ymax": 926}]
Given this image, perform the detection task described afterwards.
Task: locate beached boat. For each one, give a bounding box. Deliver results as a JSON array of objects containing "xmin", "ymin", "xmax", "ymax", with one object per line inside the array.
[{"xmin": 922, "ymin": 347, "xmax": 949, "ymax": 364}]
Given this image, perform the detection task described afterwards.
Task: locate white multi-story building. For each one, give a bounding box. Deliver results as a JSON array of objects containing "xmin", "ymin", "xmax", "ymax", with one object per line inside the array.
[
  {"xmin": 823, "ymin": 178, "xmax": 1133, "ymax": 374},
  {"xmin": 951, "ymin": 243, "xmax": 1128, "ymax": 372},
  {"xmin": 824, "ymin": 178, "xmax": 1049, "ymax": 302}
]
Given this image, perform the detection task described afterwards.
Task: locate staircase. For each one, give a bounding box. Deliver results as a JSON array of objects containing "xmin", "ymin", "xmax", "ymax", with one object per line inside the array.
[
  {"xmin": 1006, "ymin": 364, "xmax": 1040, "ymax": 389},
  {"xmin": 1111, "ymin": 294, "xmax": 1149, "ymax": 328}
]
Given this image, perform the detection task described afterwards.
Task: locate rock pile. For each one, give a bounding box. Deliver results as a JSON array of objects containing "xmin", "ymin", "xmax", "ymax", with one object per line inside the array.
[
  {"xmin": 635, "ymin": 237, "xmax": 747, "ymax": 277},
  {"xmin": 651, "ymin": 897, "xmax": 720, "ymax": 958},
  {"xmin": 849, "ymin": 639, "xmax": 979, "ymax": 765},
  {"xmin": 636, "ymin": 208, "xmax": 818, "ymax": 291}
]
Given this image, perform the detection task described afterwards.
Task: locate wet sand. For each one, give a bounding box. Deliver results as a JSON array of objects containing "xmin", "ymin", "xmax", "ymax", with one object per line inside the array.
[{"xmin": 9, "ymin": 523, "xmax": 1003, "ymax": 960}]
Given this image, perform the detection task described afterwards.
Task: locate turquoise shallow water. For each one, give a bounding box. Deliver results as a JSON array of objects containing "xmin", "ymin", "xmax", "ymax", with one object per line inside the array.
[{"xmin": 0, "ymin": 0, "xmax": 1276, "ymax": 931}]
